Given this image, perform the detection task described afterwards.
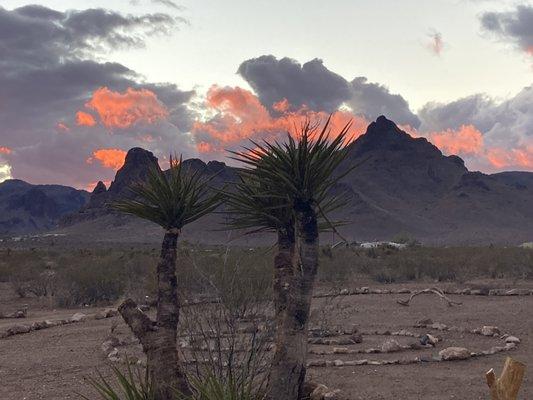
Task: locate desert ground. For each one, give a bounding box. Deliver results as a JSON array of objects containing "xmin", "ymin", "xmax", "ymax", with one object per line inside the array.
[{"xmin": 1, "ymin": 277, "xmax": 531, "ymax": 400}]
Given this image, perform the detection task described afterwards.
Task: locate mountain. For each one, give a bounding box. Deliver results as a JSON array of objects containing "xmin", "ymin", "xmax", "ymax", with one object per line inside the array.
[
  {"xmin": 2, "ymin": 116, "xmax": 532, "ymax": 244},
  {"xmin": 0, "ymin": 179, "xmax": 89, "ymax": 235}
]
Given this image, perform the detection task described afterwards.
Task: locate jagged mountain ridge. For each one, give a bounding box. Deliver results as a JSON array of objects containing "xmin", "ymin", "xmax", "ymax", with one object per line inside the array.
[{"xmin": 2, "ymin": 116, "xmax": 532, "ymax": 244}]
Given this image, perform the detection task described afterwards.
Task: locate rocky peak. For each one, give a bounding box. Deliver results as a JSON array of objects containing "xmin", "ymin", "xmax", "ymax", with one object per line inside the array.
[
  {"xmin": 107, "ymin": 148, "xmax": 159, "ymax": 196},
  {"xmin": 91, "ymin": 181, "xmax": 107, "ymax": 195}
]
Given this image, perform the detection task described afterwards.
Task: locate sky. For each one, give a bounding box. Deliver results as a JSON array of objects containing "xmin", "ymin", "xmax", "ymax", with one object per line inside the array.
[{"xmin": 0, "ymin": 0, "xmax": 532, "ymax": 189}]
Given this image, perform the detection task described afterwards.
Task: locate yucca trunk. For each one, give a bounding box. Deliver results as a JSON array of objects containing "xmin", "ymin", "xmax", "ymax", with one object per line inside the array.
[
  {"xmin": 119, "ymin": 230, "xmax": 190, "ymax": 399},
  {"xmin": 267, "ymin": 205, "xmax": 318, "ymax": 400}
]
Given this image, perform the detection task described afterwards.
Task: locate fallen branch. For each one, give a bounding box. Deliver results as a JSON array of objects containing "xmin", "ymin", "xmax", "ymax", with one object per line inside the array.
[
  {"xmin": 486, "ymin": 357, "xmax": 525, "ymax": 400},
  {"xmin": 397, "ymin": 287, "xmax": 462, "ymax": 307}
]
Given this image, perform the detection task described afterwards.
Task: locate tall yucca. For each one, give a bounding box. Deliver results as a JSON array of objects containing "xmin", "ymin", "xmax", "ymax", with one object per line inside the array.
[
  {"xmin": 113, "ymin": 156, "xmax": 221, "ymax": 400},
  {"xmin": 228, "ymin": 117, "xmax": 355, "ymax": 400}
]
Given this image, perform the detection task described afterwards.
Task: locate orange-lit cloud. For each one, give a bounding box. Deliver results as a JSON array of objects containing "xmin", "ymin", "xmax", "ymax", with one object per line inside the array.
[
  {"xmin": 0, "ymin": 146, "xmax": 12, "ymax": 155},
  {"xmin": 486, "ymin": 146, "xmax": 533, "ymax": 169},
  {"xmin": 273, "ymin": 98, "xmax": 290, "ymax": 113},
  {"xmin": 526, "ymin": 45, "xmax": 533, "ymax": 56},
  {"xmin": 193, "ymin": 85, "xmax": 368, "ymax": 154},
  {"xmin": 76, "ymin": 111, "xmax": 97, "ymax": 127},
  {"xmin": 86, "ymin": 148, "xmax": 127, "ymax": 170},
  {"xmin": 428, "ymin": 125, "xmax": 484, "ymax": 155},
  {"xmin": 85, "ymin": 87, "xmax": 168, "ymax": 129}
]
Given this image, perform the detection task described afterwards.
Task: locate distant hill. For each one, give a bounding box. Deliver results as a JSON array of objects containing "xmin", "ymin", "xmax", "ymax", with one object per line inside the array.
[
  {"xmin": 0, "ymin": 180, "xmax": 89, "ymax": 235},
  {"xmin": 2, "ymin": 116, "xmax": 533, "ymax": 244}
]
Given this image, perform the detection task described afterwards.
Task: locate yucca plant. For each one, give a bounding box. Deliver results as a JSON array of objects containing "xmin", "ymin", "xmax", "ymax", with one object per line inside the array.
[
  {"xmin": 113, "ymin": 157, "xmax": 222, "ymax": 400},
  {"xmin": 80, "ymin": 363, "xmax": 155, "ymax": 400},
  {"xmin": 228, "ymin": 117, "xmax": 355, "ymax": 400}
]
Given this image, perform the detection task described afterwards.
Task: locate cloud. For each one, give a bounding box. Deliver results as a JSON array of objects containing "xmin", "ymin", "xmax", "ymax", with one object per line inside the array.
[
  {"xmin": 417, "ymin": 86, "xmax": 533, "ymax": 171},
  {"xmin": 480, "ymin": 5, "xmax": 533, "ymax": 56},
  {"xmin": 0, "ymin": 4, "xmax": 195, "ymax": 188},
  {"xmin": 76, "ymin": 111, "xmax": 97, "ymax": 127},
  {"xmin": 87, "ymin": 148, "xmax": 128, "ymax": 170},
  {"xmin": 84, "ymin": 87, "xmax": 169, "ymax": 129},
  {"xmin": 152, "ymin": 0, "xmax": 183, "ymax": 10},
  {"xmin": 427, "ymin": 125, "xmax": 484, "ymax": 155},
  {"xmin": 426, "ymin": 31, "xmax": 444, "ymax": 55},
  {"xmin": 192, "ymin": 85, "xmax": 368, "ymax": 156},
  {"xmin": 237, "ymin": 55, "xmax": 420, "ymax": 127}
]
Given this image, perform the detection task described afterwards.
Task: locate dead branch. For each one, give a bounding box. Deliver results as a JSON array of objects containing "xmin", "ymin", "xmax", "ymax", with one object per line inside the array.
[
  {"xmin": 397, "ymin": 287, "xmax": 462, "ymax": 307},
  {"xmin": 486, "ymin": 357, "xmax": 525, "ymax": 400},
  {"xmin": 118, "ymin": 298, "xmax": 156, "ymax": 347}
]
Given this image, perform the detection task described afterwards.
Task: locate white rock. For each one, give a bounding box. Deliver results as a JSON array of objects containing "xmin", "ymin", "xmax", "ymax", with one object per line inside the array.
[
  {"xmin": 481, "ymin": 326, "xmax": 500, "ymax": 336},
  {"xmin": 381, "ymin": 339, "xmax": 402, "ymax": 353},
  {"xmin": 505, "ymin": 336, "xmax": 520, "ymax": 344},
  {"xmin": 439, "ymin": 347, "xmax": 471, "ymax": 361},
  {"xmin": 70, "ymin": 312, "xmax": 86, "ymax": 322}
]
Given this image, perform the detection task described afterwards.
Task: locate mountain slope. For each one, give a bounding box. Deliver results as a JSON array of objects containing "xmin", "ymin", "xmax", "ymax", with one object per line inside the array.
[{"xmin": 0, "ymin": 180, "xmax": 89, "ymax": 235}]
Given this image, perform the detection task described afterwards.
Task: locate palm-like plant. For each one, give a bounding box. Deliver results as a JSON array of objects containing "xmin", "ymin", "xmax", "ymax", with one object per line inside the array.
[
  {"xmin": 113, "ymin": 157, "xmax": 221, "ymax": 400},
  {"xmin": 228, "ymin": 117, "xmax": 354, "ymax": 400}
]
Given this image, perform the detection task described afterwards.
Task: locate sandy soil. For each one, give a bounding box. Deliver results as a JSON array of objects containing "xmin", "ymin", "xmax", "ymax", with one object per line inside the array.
[{"xmin": 0, "ymin": 282, "xmax": 531, "ymax": 400}]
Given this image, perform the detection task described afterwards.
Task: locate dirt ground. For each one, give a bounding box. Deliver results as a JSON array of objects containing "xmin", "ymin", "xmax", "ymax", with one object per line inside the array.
[{"xmin": 0, "ymin": 281, "xmax": 531, "ymax": 400}]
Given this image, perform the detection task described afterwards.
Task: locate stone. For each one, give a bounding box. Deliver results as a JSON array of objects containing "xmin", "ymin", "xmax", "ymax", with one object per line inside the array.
[
  {"xmin": 439, "ymin": 347, "xmax": 471, "ymax": 361},
  {"xmin": 31, "ymin": 321, "xmax": 49, "ymax": 330},
  {"xmin": 333, "ymin": 347, "xmax": 349, "ymax": 354},
  {"xmin": 481, "ymin": 326, "xmax": 500, "ymax": 336},
  {"xmin": 333, "ymin": 359, "xmax": 344, "ymax": 367},
  {"xmin": 381, "ymin": 339, "xmax": 402, "ymax": 353},
  {"xmin": 505, "ymin": 342, "xmax": 517, "ymax": 350},
  {"xmin": 138, "ymin": 304, "xmax": 150, "ymax": 311},
  {"xmin": 415, "ymin": 318, "xmax": 433, "ymax": 327},
  {"xmin": 420, "ymin": 334, "xmax": 438, "ymax": 346},
  {"xmin": 307, "ymin": 360, "xmax": 327, "ymax": 367},
  {"xmin": 70, "ymin": 312, "xmax": 86, "ymax": 322},
  {"xmin": 350, "ymin": 333, "xmax": 363, "ymax": 343},
  {"xmin": 339, "ymin": 288, "xmax": 349, "ymax": 295},
  {"xmin": 7, "ymin": 324, "xmax": 31, "ymax": 335},
  {"xmin": 354, "ymin": 359, "xmax": 368, "ymax": 365},
  {"xmin": 107, "ymin": 348, "xmax": 121, "ymax": 362},
  {"xmin": 324, "ymin": 389, "xmax": 343, "ymax": 400},
  {"xmin": 505, "ymin": 336, "xmax": 520, "ymax": 344},
  {"xmin": 430, "ymin": 322, "xmax": 448, "ymax": 331},
  {"xmin": 310, "ymin": 384, "xmax": 329, "ymax": 400}
]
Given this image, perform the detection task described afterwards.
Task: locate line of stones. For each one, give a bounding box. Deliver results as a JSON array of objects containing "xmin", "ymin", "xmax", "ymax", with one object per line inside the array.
[
  {"xmin": 314, "ymin": 286, "xmax": 533, "ymax": 298},
  {"xmin": 306, "ymin": 320, "xmax": 521, "ymax": 368},
  {"xmin": 0, "ymin": 309, "xmax": 117, "ymax": 339}
]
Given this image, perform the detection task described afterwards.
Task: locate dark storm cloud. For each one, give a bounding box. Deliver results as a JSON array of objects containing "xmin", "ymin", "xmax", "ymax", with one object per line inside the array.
[
  {"xmin": 237, "ymin": 55, "xmax": 420, "ymax": 127},
  {"xmin": 480, "ymin": 5, "xmax": 533, "ymax": 53},
  {"xmin": 237, "ymin": 56, "xmax": 352, "ymax": 113},
  {"xmin": 419, "ymin": 85, "xmax": 533, "ymax": 149},
  {"xmin": 0, "ymin": 5, "xmax": 195, "ymax": 188},
  {"xmin": 349, "ymin": 77, "xmax": 420, "ymax": 128}
]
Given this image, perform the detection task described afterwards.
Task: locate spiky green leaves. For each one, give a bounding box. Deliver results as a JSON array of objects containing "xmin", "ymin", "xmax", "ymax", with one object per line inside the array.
[
  {"xmin": 113, "ymin": 157, "xmax": 222, "ymax": 231},
  {"xmin": 226, "ymin": 116, "xmax": 355, "ymax": 234}
]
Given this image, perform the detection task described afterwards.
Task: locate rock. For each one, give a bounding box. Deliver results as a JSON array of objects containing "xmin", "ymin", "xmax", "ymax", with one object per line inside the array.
[
  {"xmin": 310, "ymin": 384, "xmax": 329, "ymax": 400},
  {"xmin": 505, "ymin": 289, "xmax": 529, "ymax": 296},
  {"xmin": 333, "ymin": 347, "xmax": 349, "ymax": 354},
  {"xmin": 324, "ymin": 389, "xmax": 343, "ymax": 400},
  {"xmin": 505, "ymin": 342, "xmax": 517, "ymax": 350},
  {"xmin": 430, "ymin": 322, "xmax": 448, "ymax": 331},
  {"xmin": 489, "ymin": 289, "xmax": 505, "ymax": 296},
  {"xmin": 481, "ymin": 326, "xmax": 500, "ymax": 336},
  {"xmin": 339, "ymin": 288, "xmax": 349, "ymax": 295},
  {"xmin": 31, "ymin": 321, "xmax": 49, "ymax": 330},
  {"xmin": 307, "ymin": 360, "xmax": 327, "ymax": 367},
  {"xmin": 420, "ymin": 334, "xmax": 438, "ymax": 346},
  {"xmin": 70, "ymin": 312, "xmax": 86, "ymax": 322},
  {"xmin": 350, "ymin": 333, "xmax": 363, "ymax": 343},
  {"xmin": 381, "ymin": 339, "xmax": 402, "ymax": 353},
  {"xmin": 439, "ymin": 347, "xmax": 471, "ymax": 361},
  {"xmin": 138, "ymin": 304, "xmax": 150, "ymax": 311},
  {"xmin": 107, "ymin": 348, "xmax": 121, "ymax": 362},
  {"xmin": 302, "ymin": 382, "xmax": 324, "ymax": 399},
  {"xmin": 344, "ymin": 325, "xmax": 359, "ymax": 335},
  {"xmin": 415, "ymin": 318, "xmax": 433, "ymax": 327},
  {"xmin": 505, "ymin": 336, "xmax": 520, "ymax": 344},
  {"xmin": 333, "ymin": 359, "xmax": 344, "ymax": 367},
  {"xmin": 7, "ymin": 324, "xmax": 31, "ymax": 335}
]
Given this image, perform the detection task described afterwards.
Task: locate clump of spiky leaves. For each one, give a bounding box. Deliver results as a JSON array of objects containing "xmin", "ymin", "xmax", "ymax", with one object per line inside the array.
[
  {"xmin": 225, "ymin": 116, "xmax": 355, "ymax": 234},
  {"xmin": 80, "ymin": 363, "xmax": 155, "ymax": 400},
  {"xmin": 113, "ymin": 156, "xmax": 222, "ymax": 230},
  {"xmin": 184, "ymin": 374, "xmax": 265, "ymax": 400}
]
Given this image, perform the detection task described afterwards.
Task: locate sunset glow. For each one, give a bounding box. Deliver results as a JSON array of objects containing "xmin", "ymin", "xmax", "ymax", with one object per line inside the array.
[
  {"xmin": 85, "ymin": 87, "xmax": 168, "ymax": 129},
  {"xmin": 87, "ymin": 148, "xmax": 127, "ymax": 170}
]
